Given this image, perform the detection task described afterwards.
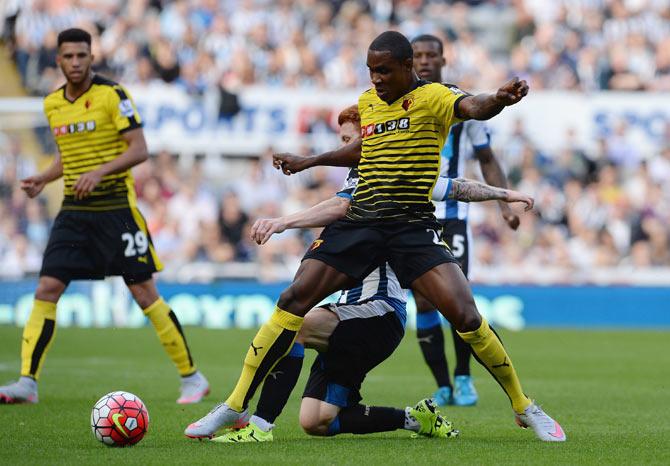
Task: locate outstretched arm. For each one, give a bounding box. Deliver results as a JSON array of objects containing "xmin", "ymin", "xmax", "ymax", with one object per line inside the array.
[
  {"xmin": 272, "ymin": 139, "xmax": 362, "ymax": 175},
  {"xmin": 20, "ymin": 152, "xmax": 63, "ymax": 198},
  {"xmin": 449, "ymin": 178, "xmax": 534, "ymax": 210},
  {"xmin": 457, "ymin": 77, "xmax": 529, "ymax": 121},
  {"xmin": 432, "ymin": 176, "xmax": 533, "ymax": 210},
  {"xmin": 251, "ymin": 195, "xmax": 351, "ymax": 244}
]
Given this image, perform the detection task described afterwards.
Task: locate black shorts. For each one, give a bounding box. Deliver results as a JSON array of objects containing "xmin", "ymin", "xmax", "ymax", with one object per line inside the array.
[
  {"xmin": 40, "ymin": 207, "xmax": 163, "ymax": 285},
  {"xmin": 441, "ymin": 219, "xmax": 470, "ymax": 278},
  {"xmin": 302, "ymin": 310, "xmax": 404, "ymax": 407},
  {"xmin": 303, "ymin": 219, "xmax": 458, "ymax": 288}
]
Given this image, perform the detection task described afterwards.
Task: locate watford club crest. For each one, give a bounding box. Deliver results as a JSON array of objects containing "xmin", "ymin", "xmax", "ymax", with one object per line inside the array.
[{"xmin": 402, "ymin": 97, "xmax": 413, "ymax": 111}]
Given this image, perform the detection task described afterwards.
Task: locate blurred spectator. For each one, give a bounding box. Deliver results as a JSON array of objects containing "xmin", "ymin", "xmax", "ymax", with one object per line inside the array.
[
  {"xmin": 219, "ymin": 192, "xmax": 249, "ymax": 260},
  {"xmin": 1, "ymin": 1, "xmax": 670, "ymax": 282},
  {"xmin": 6, "ymin": 0, "xmax": 669, "ymax": 94}
]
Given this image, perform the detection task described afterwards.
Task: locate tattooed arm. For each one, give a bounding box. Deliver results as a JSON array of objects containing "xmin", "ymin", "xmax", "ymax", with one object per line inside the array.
[{"xmin": 446, "ymin": 178, "xmax": 534, "ymax": 211}]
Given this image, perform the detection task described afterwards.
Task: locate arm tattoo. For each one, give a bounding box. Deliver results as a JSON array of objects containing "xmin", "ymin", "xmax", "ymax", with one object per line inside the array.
[{"xmin": 449, "ymin": 178, "xmax": 509, "ymax": 202}]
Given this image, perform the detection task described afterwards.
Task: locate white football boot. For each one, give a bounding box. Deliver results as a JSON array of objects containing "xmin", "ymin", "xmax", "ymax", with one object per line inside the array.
[
  {"xmin": 515, "ymin": 402, "xmax": 566, "ymax": 442},
  {"xmin": 177, "ymin": 371, "xmax": 210, "ymax": 404},
  {"xmin": 184, "ymin": 403, "xmax": 250, "ymax": 439},
  {"xmin": 0, "ymin": 377, "xmax": 38, "ymax": 404}
]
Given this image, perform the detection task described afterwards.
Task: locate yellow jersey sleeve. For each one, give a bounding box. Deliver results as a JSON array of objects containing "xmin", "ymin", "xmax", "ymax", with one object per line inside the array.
[
  {"xmin": 105, "ymin": 85, "xmax": 143, "ymax": 133},
  {"xmin": 425, "ymin": 83, "xmax": 466, "ymax": 127}
]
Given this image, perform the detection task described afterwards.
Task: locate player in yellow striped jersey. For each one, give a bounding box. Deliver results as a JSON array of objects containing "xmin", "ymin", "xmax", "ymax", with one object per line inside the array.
[
  {"xmin": 0, "ymin": 28, "xmax": 209, "ymax": 405},
  {"xmin": 186, "ymin": 31, "xmax": 565, "ymax": 443}
]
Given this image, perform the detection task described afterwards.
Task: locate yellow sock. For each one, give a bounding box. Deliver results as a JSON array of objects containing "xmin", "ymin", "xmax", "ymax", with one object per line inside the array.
[
  {"xmin": 144, "ymin": 298, "xmax": 196, "ymax": 376},
  {"xmin": 458, "ymin": 318, "xmax": 531, "ymax": 413},
  {"xmin": 226, "ymin": 307, "xmax": 304, "ymax": 411},
  {"xmin": 20, "ymin": 299, "xmax": 57, "ymax": 380}
]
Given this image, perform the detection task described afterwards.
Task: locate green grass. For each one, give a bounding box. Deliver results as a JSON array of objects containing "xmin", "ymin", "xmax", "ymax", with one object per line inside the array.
[{"xmin": 1, "ymin": 326, "xmax": 669, "ymax": 465}]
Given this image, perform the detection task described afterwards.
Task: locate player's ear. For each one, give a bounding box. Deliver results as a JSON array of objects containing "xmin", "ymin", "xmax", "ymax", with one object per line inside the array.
[{"xmin": 403, "ymin": 57, "xmax": 413, "ymax": 72}]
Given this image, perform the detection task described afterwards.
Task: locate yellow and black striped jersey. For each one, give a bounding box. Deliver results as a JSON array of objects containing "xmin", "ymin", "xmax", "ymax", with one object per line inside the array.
[
  {"xmin": 348, "ymin": 81, "xmax": 466, "ymax": 223},
  {"xmin": 44, "ymin": 74, "xmax": 143, "ymax": 210}
]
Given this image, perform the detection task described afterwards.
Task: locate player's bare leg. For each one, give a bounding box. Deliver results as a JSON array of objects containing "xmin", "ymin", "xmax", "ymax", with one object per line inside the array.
[
  {"xmin": 127, "ymin": 278, "xmax": 208, "ymax": 404},
  {"xmin": 185, "ymin": 259, "xmax": 353, "ymax": 438},
  {"xmin": 0, "ymin": 276, "xmax": 66, "ymax": 404},
  {"xmin": 411, "ymin": 262, "xmax": 565, "ymax": 441}
]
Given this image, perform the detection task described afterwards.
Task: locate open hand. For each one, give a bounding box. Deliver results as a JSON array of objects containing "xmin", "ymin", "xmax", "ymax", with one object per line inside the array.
[
  {"xmin": 73, "ymin": 169, "xmax": 103, "ymax": 200},
  {"xmin": 20, "ymin": 176, "xmax": 47, "ymax": 198},
  {"xmin": 272, "ymin": 153, "xmax": 312, "ymax": 175},
  {"xmin": 496, "ymin": 77, "xmax": 529, "ymax": 106},
  {"xmin": 251, "ymin": 217, "xmax": 288, "ymax": 245}
]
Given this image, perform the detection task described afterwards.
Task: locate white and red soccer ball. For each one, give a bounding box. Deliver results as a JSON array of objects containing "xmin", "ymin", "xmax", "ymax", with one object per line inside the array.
[{"xmin": 91, "ymin": 391, "xmax": 149, "ymax": 447}]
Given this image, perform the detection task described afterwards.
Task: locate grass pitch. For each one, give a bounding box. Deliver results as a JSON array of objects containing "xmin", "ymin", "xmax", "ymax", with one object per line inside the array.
[{"xmin": 1, "ymin": 326, "xmax": 668, "ymax": 465}]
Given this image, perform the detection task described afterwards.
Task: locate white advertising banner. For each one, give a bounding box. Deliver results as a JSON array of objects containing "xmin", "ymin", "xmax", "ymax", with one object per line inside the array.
[{"xmin": 1, "ymin": 85, "xmax": 668, "ymax": 156}]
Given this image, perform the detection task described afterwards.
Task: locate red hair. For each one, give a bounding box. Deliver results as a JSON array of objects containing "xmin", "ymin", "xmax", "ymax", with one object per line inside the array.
[{"xmin": 337, "ymin": 105, "xmax": 360, "ymax": 128}]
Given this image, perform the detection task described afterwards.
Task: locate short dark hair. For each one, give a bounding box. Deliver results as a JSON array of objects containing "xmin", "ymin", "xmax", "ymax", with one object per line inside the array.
[
  {"xmin": 411, "ymin": 34, "xmax": 444, "ymax": 54},
  {"xmin": 369, "ymin": 31, "xmax": 413, "ymax": 62},
  {"xmin": 57, "ymin": 28, "xmax": 91, "ymax": 48}
]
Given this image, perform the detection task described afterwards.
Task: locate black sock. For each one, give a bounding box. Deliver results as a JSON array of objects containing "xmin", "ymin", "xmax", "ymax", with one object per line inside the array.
[
  {"xmin": 451, "ymin": 325, "xmax": 472, "ymax": 376},
  {"xmin": 417, "ymin": 325, "xmax": 451, "ymax": 388},
  {"xmin": 253, "ymin": 343, "xmax": 304, "ymax": 424},
  {"xmin": 331, "ymin": 404, "xmax": 405, "ymax": 435}
]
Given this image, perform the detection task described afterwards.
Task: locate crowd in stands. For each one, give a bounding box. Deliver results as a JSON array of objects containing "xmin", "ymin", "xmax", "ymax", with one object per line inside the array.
[
  {"xmin": 3, "ymin": 0, "xmax": 670, "ymax": 95},
  {"xmin": 1, "ymin": 0, "xmax": 669, "ymax": 282},
  {"xmin": 2, "ymin": 120, "xmax": 669, "ymax": 283}
]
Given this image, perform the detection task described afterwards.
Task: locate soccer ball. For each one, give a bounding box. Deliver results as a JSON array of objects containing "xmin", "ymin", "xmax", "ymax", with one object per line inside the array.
[{"xmin": 90, "ymin": 391, "xmax": 149, "ymax": 447}]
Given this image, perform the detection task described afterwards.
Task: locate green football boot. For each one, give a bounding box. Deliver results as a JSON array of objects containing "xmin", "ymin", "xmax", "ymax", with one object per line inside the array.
[
  {"xmin": 210, "ymin": 422, "xmax": 274, "ymax": 443},
  {"xmin": 409, "ymin": 398, "xmax": 459, "ymax": 439}
]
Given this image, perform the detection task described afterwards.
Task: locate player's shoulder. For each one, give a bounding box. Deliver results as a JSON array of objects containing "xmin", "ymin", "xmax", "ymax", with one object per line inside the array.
[
  {"xmin": 91, "ymin": 74, "xmax": 119, "ymax": 87},
  {"xmin": 44, "ymin": 85, "xmax": 66, "ymax": 109},
  {"xmin": 91, "ymin": 74, "xmax": 132, "ymax": 98},
  {"xmin": 441, "ymin": 82, "xmax": 470, "ymax": 96},
  {"xmin": 415, "ymin": 81, "xmax": 466, "ymax": 100},
  {"xmin": 358, "ymin": 88, "xmax": 378, "ymax": 104},
  {"xmin": 358, "ymin": 88, "xmax": 379, "ymax": 119}
]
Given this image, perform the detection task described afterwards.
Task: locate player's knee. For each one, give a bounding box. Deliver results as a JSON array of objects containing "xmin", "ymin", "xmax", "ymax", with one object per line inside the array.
[
  {"xmin": 297, "ymin": 312, "xmax": 320, "ymax": 346},
  {"xmin": 277, "ymin": 285, "xmax": 311, "ymax": 315},
  {"xmin": 277, "ymin": 286, "xmax": 297, "ymax": 311},
  {"xmin": 300, "ymin": 419, "xmax": 327, "ymax": 436},
  {"xmin": 299, "ymin": 412, "xmax": 334, "ymax": 436},
  {"xmin": 453, "ymin": 304, "xmax": 482, "ymax": 333},
  {"xmin": 128, "ymin": 281, "xmax": 159, "ymax": 309},
  {"xmin": 35, "ymin": 277, "xmax": 66, "ymax": 302}
]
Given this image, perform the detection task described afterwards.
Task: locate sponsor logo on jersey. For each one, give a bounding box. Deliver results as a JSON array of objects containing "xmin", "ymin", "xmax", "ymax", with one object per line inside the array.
[
  {"xmin": 361, "ymin": 118, "xmax": 411, "ymax": 139},
  {"xmin": 52, "ymin": 120, "xmax": 96, "ymax": 137}
]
